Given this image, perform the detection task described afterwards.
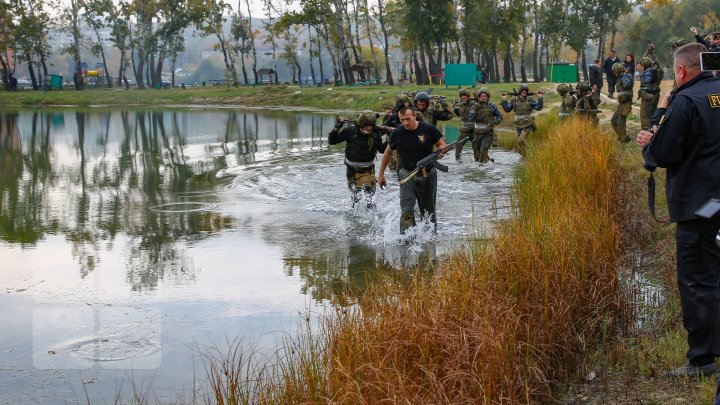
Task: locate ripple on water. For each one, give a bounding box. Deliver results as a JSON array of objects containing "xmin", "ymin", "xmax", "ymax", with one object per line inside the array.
[
  {"xmin": 149, "ymin": 202, "xmax": 220, "ymax": 213},
  {"xmin": 53, "ymin": 322, "xmax": 160, "ymax": 366}
]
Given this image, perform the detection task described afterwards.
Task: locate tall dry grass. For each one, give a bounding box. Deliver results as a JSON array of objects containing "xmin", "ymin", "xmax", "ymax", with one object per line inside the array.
[{"xmin": 205, "ymin": 117, "xmax": 626, "ymax": 404}]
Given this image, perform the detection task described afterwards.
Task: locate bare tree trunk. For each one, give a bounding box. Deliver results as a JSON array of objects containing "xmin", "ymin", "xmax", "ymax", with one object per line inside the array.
[
  {"xmin": 307, "ymin": 25, "xmax": 316, "ymax": 85},
  {"xmin": 362, "ymin": 0, "xmax": 380, "ymax": 82},
  {"xmin": 520, "ymin": 24, "xmax": 528, "ymax": 83},
  {"xmin": 581, "ymin": 49, "xmax": 588, "ymax": 81},
  {"xmin": 532, "ymin": 30, "xmax": 539, "ymax": 82},
  {"xmin": 70, "ymin": 0, "xmax": 84, "ymax": 90},
  {"xmin": 503, "ymin": 43, "xmax": 511, "ymax": 82},
  {"xmin": 377, "ymin": 0, "xmax": 393, "ymax": 85},
  {"xmin": 244, "ymin": 0, "xmax": 258, "ymax": 84}
]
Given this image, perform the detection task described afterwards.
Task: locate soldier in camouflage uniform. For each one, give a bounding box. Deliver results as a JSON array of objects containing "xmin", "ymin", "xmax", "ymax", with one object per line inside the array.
[
  {"xmin": 501, "ymin": 84, "xmax": 543, "ymax": 154},
  {"xmin": 610, "ymin": 63, "xmax": 634, "ymax": 143},
  {"xmin": 453, "ymin": 88, "xmax": 475, "ymax": 161},
  {"xmin": 329, "ymin": 110, "xmax": 389, "ymax": 207},
  {"xmin": 468, "ymin": 87, "xmax": 503, "ymax": 163},
  {"xmin": 642, "ymin": 43, "xmax": 663, "ymax": 123},
  {"xmin": 557, "ymin": 83, "xmax": 577, "ymax": 121},
  {"xmin": 637, "ymin": 56, "xmax": 661, "ymax": 131},
  {"xmin": 574, "ymin": 81, "xmax": 599, "ymax": 126},
  {"xmin": 383, "ymin": 95, "xmax": 417, "ymax": 128},
  {"xmin": 413, "ymin": 91, "xmax": 453, "ymax": 127}
]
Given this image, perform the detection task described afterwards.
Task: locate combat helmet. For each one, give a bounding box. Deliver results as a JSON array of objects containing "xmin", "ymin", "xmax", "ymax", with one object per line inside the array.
[
  {"xmin": 612, "ymin": 62, "xmax": 625, "ymax": 76},
  {"xmin": 556, "ymin": 83, "xmax": 569, "ymax": 95},
  {"xmin": 414, "ymin": 91, "xmax": 431, "ymax": 104},
  {"xmin": 395, "ymin": 95, "xmax": 412, "ymax": 109},
  {"xmin": 356, "ymin": 110, "xmax": 379, "ymax": 127},
  {"xmin": 518, "ymin": 84, "xmax": 530, "ymax": 94},
  {"xmin": 640, "ymin": 57, "xmax": 653, "ymax": 69},
  {"xmin": 459, "ymin": 88, "xmax": 471, "ymax": 98},
  {"xmin": 576, "ymin": 81, "xmax": 591, "ymax": 94},
  {"xmin": 477, "ymin": 87, "xmax": 491, "ymax": 98}
]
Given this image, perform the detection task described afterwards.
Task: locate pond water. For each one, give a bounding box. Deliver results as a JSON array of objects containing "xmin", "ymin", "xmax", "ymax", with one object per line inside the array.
[{"xmin": 0, "ymin": 107, "xmax": 520, "ymax": 403}]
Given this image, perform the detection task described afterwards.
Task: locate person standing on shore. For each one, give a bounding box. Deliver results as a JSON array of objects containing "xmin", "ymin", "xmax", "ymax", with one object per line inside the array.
[
  {"xmin": 637, "ymin": 42, "xmax": 720, "ymax": 379},
  {"xmin": 603, "ymin": 50, "xmax": 622, "ymax": 99}
]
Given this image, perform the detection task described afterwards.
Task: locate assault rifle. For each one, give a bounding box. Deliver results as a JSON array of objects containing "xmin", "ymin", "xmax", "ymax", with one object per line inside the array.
[
  {"xmin": 503, "ymin": 89, "xmax": 541, "ymax": 97},
  {"xmin": 402, "ymin": 87, "xmax": 434, "ymax": 100},
  {"xmin": 336, "ymin": 117, "xmax": 393, "ymax": 133},
  {"xmin": 398, "ymin": 137, "xmax": 470, "ymax": 185}
]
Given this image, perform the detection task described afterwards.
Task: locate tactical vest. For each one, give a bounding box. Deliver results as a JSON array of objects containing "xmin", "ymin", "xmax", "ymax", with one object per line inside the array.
[
  {"xmin": 560, "ymin": 94, "xmax": 576, "ymax": 116},
  {"xmin": 513, "ymin": 97, "xmax": 533, "ymax": 127},
  {"xmin": 473, "ymin": 102, "xmax": 495, "ymax": 132},
  {"xmin": 576, "ymin": 95, "xmax": 597, "ymax": 117},
  {"xmin": 615, "ymin": 74, "xmax": 634, "ymax": 103},
  {"xmin": 457, "ymin": 101, "xmax": 474, "ymax": 131}
]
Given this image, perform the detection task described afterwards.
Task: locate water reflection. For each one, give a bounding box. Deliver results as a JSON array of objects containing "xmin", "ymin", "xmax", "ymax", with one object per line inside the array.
[
  {"xmin": 0, "ymin": 108, "xmax": 336, "ymax": 292},
  {"xmin": 0, "ymin": 107, "xmax": 517, "ymax": 403}
]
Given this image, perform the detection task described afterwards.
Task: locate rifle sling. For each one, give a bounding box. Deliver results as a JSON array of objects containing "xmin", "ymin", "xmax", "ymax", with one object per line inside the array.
[{"xmin": 648, "ymin": 171, "xmax": 670, "ymax": 224}]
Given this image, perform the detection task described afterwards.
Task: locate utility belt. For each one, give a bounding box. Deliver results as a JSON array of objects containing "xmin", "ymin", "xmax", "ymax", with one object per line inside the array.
[
  {"xmin": 640, "ymin": 87, "xmax": 659, "ymax": 94},
  {"xmin": 474, "ymin": 123, "xmax": 491, "ymax": 130},
  {"xmin": 515, "ymin": 114, "xmax": 531, "ymax": 121},
  {"xmin": 461, "ymin": 122, "xmax": 475, "ymax": 130},
  {"xmin": 345, "ymin": 159, "xmax": 375, "ymax": 171}
]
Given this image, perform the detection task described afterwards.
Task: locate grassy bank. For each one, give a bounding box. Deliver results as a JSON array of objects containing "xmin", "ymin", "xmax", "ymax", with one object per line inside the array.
[
  {"xmin": 0, "ymin": 83, "xmax": 559, "ymax": 111},
  {"xmin": 200, "ymin": 117, "xmax": 635, "ymax": 404}
]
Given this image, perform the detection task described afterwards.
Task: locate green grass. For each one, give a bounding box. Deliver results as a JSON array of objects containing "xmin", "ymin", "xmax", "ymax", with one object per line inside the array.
[{"xmin": 0, "ymin": 83, "xmax": 560, "ymax": 111}]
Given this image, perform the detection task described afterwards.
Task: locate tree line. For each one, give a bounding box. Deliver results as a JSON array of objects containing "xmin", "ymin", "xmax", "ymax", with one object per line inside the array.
[{"xmin": 1, "ymin": 0, "xmax": 718, "ymax": 92}]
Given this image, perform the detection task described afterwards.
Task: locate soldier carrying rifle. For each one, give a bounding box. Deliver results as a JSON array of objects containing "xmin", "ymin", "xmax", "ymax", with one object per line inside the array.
[{"xmin": 501, "ymin": 84, "xmax": 543, "ymax": 154}]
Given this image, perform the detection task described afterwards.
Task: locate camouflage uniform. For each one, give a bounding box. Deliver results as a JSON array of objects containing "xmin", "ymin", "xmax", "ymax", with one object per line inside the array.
[
  {"xmin": 575, "ymin": 81, "xmax": 599, "ymax": 126},
  {"xmin": 453, "ymin": 88, "xmax": 475, "ymax": 160},
  {"xmin": 328, "ymin": 111, "xmax": 388, "ymax": 206},
  {"xmin": 501, "ymin": 85, "xmax": 543, "ymax": 154},
  {"xmin": 468, "ymin": 89, "xmax": 503, "ymax": 163},
  {"xmin": 638, "ymin": 57, "xmax": 661, "ymax": 131},
  {"xmin": 610, "ymin": 63, "xmax": 634, "ymax": 143},
  {"xmin": 642, "ymin": 46, "xmax": 663, "ymax": 127},
  {"xmin": 557, "ymin": 84, "xmax": 577, "ymax": 121},
  {"xmin": 414, "ymin": 91, "xmax": 453, "ymax": 127}
]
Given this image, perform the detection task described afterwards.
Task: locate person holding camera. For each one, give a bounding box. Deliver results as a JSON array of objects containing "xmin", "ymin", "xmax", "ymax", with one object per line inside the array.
[
  {"xmin": 637, "ymin": 42, "xmax": 720, "ymax": 378},
  {"xmin": 329, "ymin": 111, "xmax": 389, "ymax": 207}
]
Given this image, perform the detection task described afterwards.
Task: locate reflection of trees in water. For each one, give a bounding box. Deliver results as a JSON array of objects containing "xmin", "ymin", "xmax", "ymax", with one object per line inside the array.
[
  {"xmin": 119, "ymin": 111, "xmax": 235, "ymax": 291},
  {"xmin": 283, "ymin": 245, "xmax": 384, "ymax": 306},
  {"xmin": 0, "ymin": 110, "xmax": 240, "ymax": 291},
  {"xmin": 0, "ymin": 111, "xmax": 56, "ymax": 244}
]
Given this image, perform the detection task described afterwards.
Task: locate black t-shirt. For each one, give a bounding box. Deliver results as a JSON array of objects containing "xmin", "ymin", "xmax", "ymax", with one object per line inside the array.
[{"xmin": 389, "ymin": 122, "xmax": 443, "ymax": 171}]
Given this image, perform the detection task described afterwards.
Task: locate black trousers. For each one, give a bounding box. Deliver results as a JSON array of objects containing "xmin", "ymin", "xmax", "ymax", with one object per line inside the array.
[{"xmin": 676, "ymin": 217, "xmax": 720, "ymax": 364}]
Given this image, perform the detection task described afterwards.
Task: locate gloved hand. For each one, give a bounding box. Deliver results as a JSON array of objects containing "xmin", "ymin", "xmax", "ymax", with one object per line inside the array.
[{"xmin": 334, "ymin": 120, "xmax": 344, "ymax": 130}]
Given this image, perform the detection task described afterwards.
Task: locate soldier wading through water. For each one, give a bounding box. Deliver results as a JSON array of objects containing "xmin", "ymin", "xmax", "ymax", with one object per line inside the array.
[
  {"xmin": 377, "ymin": 107, "xmax": 447, "ymax": 234},
  {"xmin": 329, "ymin": 110, "xmax": 389, "ymax": 207}
]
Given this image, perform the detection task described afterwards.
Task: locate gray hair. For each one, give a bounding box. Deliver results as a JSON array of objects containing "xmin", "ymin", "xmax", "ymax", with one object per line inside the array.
[{"xmin": 673, "ymin": 43, "xmax": 707, "ymax": 70}]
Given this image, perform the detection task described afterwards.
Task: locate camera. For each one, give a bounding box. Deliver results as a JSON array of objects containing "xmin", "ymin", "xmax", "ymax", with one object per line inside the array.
[{"xmin": 700, "ymin": 52, "xmax": 720, "ymax": 71}]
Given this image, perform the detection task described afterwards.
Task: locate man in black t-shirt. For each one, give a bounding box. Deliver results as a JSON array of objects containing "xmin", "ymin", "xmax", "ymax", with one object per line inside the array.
[{"xmin": 378, "ymin": 107, "xmax": 446, "ymax": 233}]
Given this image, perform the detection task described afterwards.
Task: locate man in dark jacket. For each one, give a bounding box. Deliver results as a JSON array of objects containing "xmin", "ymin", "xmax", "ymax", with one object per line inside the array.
[
  {"xmin": 603, "ymin": 50, "xmax": 622, "ymax": 98},
  {"xmin": 690, "ymin": 26, "xmax": 720, "ymax": 51},
  {"xmin": 637, "ymin": 43, "xmax": 720, "ymax": 379},
  {"xmin": 589, "ymin": 59, "xmax": 603, "ymax": 105}
]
